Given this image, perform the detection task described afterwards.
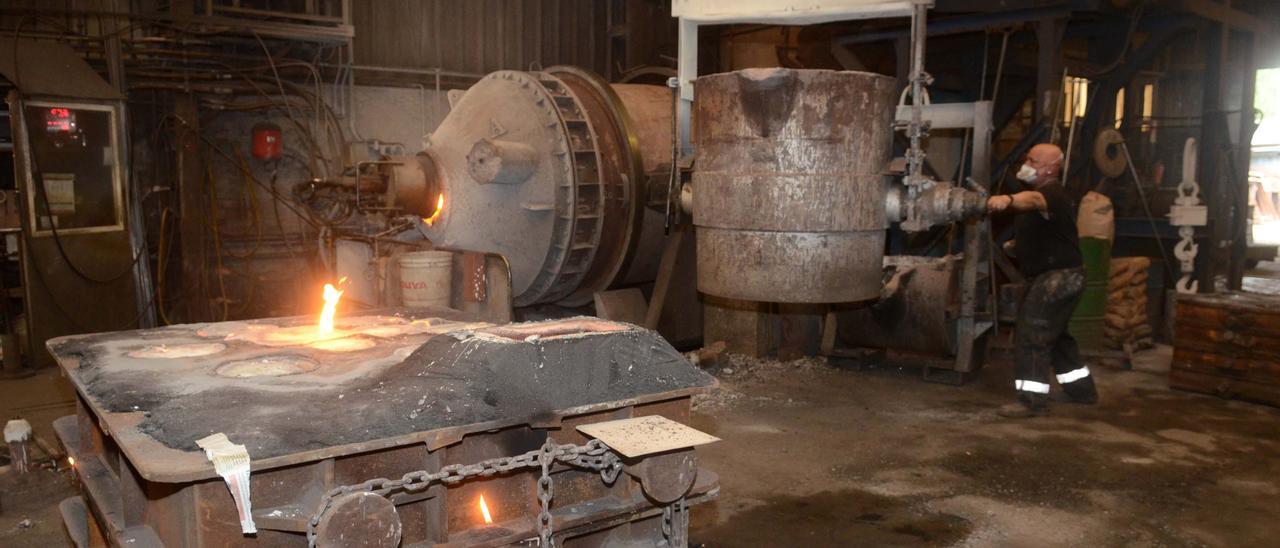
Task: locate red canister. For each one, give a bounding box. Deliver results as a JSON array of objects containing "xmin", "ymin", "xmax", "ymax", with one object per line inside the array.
[{"xmin": 250, "ymin": 122, "xmax": 282, "ymax": 161}]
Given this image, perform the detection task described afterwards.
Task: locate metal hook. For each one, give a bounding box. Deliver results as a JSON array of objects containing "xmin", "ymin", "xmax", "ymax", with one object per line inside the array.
[
  {"xmin": 1176, "ymin": 275, "xmax": 1199, "ymax": 294},
  {"xmin": 1173, "ymin": 238, "xmax": 1198, "ymax": 262}
]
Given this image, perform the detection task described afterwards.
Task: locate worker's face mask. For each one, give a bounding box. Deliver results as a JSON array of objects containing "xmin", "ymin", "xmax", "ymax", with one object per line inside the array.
[{"xmin": 1016, "ymin": 162, "xmax": 1038, "ymax": 183}]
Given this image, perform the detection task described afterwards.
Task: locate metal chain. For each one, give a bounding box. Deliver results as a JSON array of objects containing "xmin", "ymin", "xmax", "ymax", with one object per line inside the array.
[
  {"xmin": 676, "ymin": 497, "xmax": 688, "ymax": 548},
  {"xmin": 661, "ymin": 504, "xmax": 672, "ymax": 542},
  {"xmin": 661, "ymin": 497, "xmax": 689, "ymax": 548},
  {"xmin": 537, "ymin": 441, "xmax": 556, "ymax": 546},
  {"xmin": 306, "ymin": 438, "xmax": 618, "ymax": 546}
]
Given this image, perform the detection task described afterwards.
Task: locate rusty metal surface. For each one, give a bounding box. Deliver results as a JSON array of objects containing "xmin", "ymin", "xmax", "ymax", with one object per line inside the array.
[
  {"xmin": 0, "ymin": 39, "xmax": 123, "ymax": 100},
  {"xmin": 351, "ymin": 1, "xmax": 609, "ymax": 79},
  {"xmin": 384, "ymin": 153, "xmax": 440, "ymax": 217},
  {"xmin": 693, "ymin": 68, "xmax": 896, "ymax": 303},
  {"xmin": 57, "ymin": 398, "xmax": 720, "ymax": 547},
  {"xmin": 416, "ymin": 71, "xmax": 582, "ymax": 305},
  {"xmin": 547, "ymin": 67, "xmax": 639, "ymax": 306},
  {"xmin": 603, "ymin": 82, "xmax": 673, "ymax": 289},
  {"xmin": 838, "ymin": 255, "xmax": 961, "ymax": 356},
  {"xmin": 48, "ymin": 313, "xmax": 714, "ymax": 483},
  {"xmin": 699, "ymin": 229, "xmax": 886, "ymax": 303},
  {"xmin": 315, "ymin": 493, "xmax": 402, "ymax": 548},
  {"xmin": 610, "ymin": 84, "xmax": 674, "ymax": 176},
  {"xmin": 627, "ymin": 450, "xmax": 699, "ymax": 504}
]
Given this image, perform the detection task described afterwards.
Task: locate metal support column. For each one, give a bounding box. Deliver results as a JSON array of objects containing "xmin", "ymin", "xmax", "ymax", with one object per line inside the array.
[
  {"xmin": 675, "ymin": 17, "xmax": 697, "ymax": 156},
  {"xmin": 1228, "ymin": 31, "xmax": 1257, "ymax": 290},
  {"xmin": 1196, "ymin": 22, "xmax": 1226, "ymax": 293},
  {"xmin": 175, "ymin": 96, "xmax": 207, "ymax": 321},
  {"xmin": 1035, "ymin": 17, "xmax": 1065, "ymax": 126}
]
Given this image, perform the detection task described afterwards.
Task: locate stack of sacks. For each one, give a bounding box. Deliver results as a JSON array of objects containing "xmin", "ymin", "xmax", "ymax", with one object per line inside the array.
[{"xmin": 1104, "ymin": 257, "xmax": 1153, "ymax": 350}]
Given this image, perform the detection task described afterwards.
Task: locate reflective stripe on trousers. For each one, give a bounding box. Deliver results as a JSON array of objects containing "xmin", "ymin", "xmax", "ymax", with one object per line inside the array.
[
  {"xmin": 1015, "ymin": 379, "xmax": 1051, "ymax": 394},
  {"xmin": 1056, "ymin": 366, "xmax": 1090, "ymax": 384}
]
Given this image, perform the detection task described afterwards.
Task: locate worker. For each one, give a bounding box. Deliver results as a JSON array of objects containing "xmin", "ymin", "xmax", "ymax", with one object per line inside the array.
[{"xmin": 987, "ymin": 143, "xmax": 1099, "ymax": 417}]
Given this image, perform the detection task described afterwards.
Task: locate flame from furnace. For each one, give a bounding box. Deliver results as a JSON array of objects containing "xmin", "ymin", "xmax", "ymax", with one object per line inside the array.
[
  {"xmin": 478, "ymin": 494, "xmax": 493, "ymax": 524},
  {"xmin": 424, "ymin": 193, "xmax": 444, "ymax": 226},
  {"xmin": 318, "ymin": 277, "xmax": 348, "ymax": 334}
]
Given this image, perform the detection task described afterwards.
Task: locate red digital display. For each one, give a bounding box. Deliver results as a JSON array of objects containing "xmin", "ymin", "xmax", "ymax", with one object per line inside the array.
[{"xmin": 45, "ymin": 107, "xmax": 75, "ymax": 133}]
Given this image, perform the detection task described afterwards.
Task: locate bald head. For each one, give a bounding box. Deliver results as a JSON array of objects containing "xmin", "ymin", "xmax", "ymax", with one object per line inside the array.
[{"xmin": 1025, "ymin": 143, "xmax": 1065, "ymax": 182}]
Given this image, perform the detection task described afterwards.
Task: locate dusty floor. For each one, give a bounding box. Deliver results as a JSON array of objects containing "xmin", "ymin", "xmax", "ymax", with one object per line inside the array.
[
  {"xmin": 688, "ymin": 347, "xmax": 1280, "ymax": 547},
  {"xmin": 2, "ymin": 345, "xmax": 1278, "ymax": 547},
  {"xmin": 0, "ymin": 368, "xmax": 77, "ymax": 548}
]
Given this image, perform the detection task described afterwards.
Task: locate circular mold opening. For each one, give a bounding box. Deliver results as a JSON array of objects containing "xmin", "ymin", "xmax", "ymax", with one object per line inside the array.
[
  {"xmin": 128, "ymin": 343, "xmax": 227, "ymax": 359},
  {"xmin": 195, "ymin": 322, "xmax": 252, "ymax": 338},
  {"xmin": 309, "ymin": 337, "xmax": 377, "ymax": 352},
  {"xmin": 215, "ymin": 355, "xmax": 319, "ymax": 378},
  {"xmin": 362, "ymin": 325, "xmax": 415, "ymax": 338}
]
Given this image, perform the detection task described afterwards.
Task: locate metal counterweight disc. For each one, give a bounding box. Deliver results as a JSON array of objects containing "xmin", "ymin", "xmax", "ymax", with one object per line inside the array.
[{"xmin": 315, "ymin": 492, "xmax": 402, "ymax": 548}]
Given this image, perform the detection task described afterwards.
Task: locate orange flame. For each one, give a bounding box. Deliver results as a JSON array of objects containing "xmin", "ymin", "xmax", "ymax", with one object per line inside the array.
[
  {"xmin": 318, "ymin": 278, "xmax": 347, "ymax": 334},
  {"xmin": 68, "ymin": 456, "xmax": 75, "ymax": 467},
  {"xmin": 478, "ymin": 494, "xmax": 493, "ymax": 524},
  {"xmin": 424, "ymin": 193, "xmax": 445, "ymax": 226}
]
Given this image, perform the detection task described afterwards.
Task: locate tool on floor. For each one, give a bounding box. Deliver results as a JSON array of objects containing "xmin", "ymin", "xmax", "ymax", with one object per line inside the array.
[{"xmin": 4, "ymin": 418, "xmax": 32, "ymax": 473}]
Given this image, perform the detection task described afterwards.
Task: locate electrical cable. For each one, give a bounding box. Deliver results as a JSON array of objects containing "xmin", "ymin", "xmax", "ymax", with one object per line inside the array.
[
  {"xmin": 13, "ymin": 18, "xmax": 146, "ymax": 285},
  {"xmin": 133, "ymin": 60, "xmax": 342, "ymax": 177},
  {"xmin": 266, "ymin": 158, "xmax": 304, "ymax": 259},
  {"xmin": 1119, "ymin": 141, "xmax": 1175, "ymax": 280},
  {"xmin": 979, "ymin": 30, "xmax": 990, "ymax": 102},
  {"xmin": 664, "ymin": 79, "xmax": 679, "ymax": 233},
  {"xmin": 215, "ymin": 144, "xmax": 264, "ymax": 260},
  {"xmin": 31, "ymin": 164, "xmax": 146, "ymax": 284},
  {"xmin": 955, "ymin": 28, "xmax": 997, "ymax": 184},
  {"xmin": 171, "ymin": 115, "xmax": 321, "ymax": 230},
  {"xmin": 9, "ymin": 17, "xmax": 321, "ymax": 324},
  {"xmin": 989, "ymin": 29, "xmax": 1011, "ymax": 112},
  {"xmin": 155, "ymin": 207, "xmax": 174, "ymax": 325},
  {"xmin": 204, "ymin": 154, "xmax": 231, "ymax": 321},
  {"xmin": 1080, "ymin": 4, "xmax": 1146, "ymax": 78},
  {"xmin": 24, "ymin": 244, "xmax": 158, "ymax": 333},
  {"xmin": 251, "ymin": 32, "xmax": 332, "ymax": 176}
]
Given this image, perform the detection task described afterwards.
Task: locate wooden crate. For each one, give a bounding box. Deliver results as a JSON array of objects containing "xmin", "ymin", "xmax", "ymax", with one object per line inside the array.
[{"xmin": 1171, "ymin": 292, "xmax": 1280, "ymax": 407}]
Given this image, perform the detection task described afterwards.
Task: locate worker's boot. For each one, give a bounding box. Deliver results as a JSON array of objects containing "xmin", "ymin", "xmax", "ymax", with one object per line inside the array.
[{"xmin": 1060, "ymin": 375, "xmax": 1098, "ymax": 404}]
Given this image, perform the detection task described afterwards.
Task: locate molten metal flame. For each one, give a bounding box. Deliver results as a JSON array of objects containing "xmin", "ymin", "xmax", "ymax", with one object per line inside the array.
[
  {"xmin": 478, "ymin": 494, "xmax": 493, "ymax": 524},
  {"xmin": 318, "ymin": 278, "xmax": 347, "ymax": 334},
  {"xmin": 424, "ymin": 193, "xmax": 445, "ymax": 226},
  {"xmin": 68, "ymin": 456, "xmax": 75, "ymax": 467}
]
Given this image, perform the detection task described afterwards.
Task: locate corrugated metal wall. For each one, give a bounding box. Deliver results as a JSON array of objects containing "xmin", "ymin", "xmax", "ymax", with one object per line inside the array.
[{"xmin": 351, "ymin": 0, "xmax": 609, "ymax": 76}]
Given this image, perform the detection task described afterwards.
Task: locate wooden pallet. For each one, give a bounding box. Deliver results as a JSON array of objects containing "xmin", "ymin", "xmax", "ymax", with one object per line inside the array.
[{"xmin": 1170, "ymin": 292, "xmax": 1280, "ymax": 407}]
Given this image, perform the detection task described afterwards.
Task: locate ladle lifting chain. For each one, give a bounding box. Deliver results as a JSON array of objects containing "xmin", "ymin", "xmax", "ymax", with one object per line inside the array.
[
  {"xmin": 306, "ymin": 438, "xmax": 621, "ymax": 546},
  {"xmin": 661, "ymin": 497, "xmax": 689, "ymax": 548}
]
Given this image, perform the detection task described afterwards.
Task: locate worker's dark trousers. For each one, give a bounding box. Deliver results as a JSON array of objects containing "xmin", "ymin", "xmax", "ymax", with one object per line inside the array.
[{"xmin": 1014, "ymin": 266, "xmax": 1098, "ymax": 408}]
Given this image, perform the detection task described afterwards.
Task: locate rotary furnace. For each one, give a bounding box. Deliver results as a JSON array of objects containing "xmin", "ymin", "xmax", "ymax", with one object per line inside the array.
[{"xmin": 390, "ymin": 67, "xmax": 675, "ymax": 308}]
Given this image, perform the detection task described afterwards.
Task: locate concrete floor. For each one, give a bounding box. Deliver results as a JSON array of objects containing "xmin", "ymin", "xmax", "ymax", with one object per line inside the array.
[
  {"xmin": 688, "ymin": 348, "xmax": 1280, "ymax": 547},
  {"xmin": 1, "ymin": 368, "xmax": 77, "ymax": 547},
  {"xmin": 2, "ymin": 346, "xmax": 1279, "ymax": 546}
]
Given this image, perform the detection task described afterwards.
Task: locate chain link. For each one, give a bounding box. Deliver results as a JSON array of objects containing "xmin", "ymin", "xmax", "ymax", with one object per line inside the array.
[
  {"xmin": 537, "ymin": 442, "xmax": 556, "ymax": 547},
  {"xmin": 661, "ymin": 503, "xmax": 672, "ymax": 540},
  {"xmin": 661, "ymin": 497, "xmax": 689, "ymax": 548},
  {"xmin": 306, "ymin": 438, "xmax": 618, "ymax": 546}
]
